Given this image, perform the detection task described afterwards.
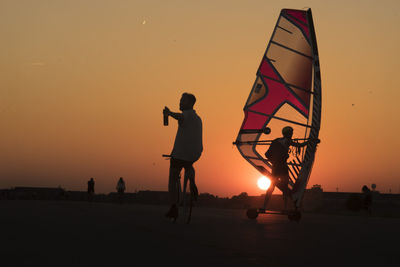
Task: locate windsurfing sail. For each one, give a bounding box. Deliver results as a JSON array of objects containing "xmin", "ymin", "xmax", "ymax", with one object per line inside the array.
[{"xmin": 234, "ymin": 8, "xmax": 321, "ymax": 207}]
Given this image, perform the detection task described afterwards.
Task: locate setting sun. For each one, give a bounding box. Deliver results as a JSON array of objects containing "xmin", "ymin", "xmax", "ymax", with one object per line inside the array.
[{"xmin": 257, "ymin": 176, "xmax": 271, "ymax": 190}]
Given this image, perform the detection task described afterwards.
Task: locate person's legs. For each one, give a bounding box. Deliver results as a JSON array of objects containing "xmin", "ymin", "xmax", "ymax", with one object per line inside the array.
[
  {"xmin": 166, "ymin": 159, "xmax": 183, "ymax": 218},
  {"xmin": 283, "ymin": 190, "xmax": 288, "ymax": 211},
  {"xmin": 183, "ymin": 163, "xmax": 198, "ymax": 200},
  {"xmin": 273, "ymin": 164, "xmax": 292, "ymax": 211},
  {"xmin": 88, "ymin": 190, "xmax": 94, "ymax": 202},
  {"xmin": 281, "ymin": 174, "xmax": 292, "ymax": 211},
  {"xmin": 168, "ymin": 161, "xmax": 182, "ymax": 205},
  {"xmin": 262, "ymin": 180, "xmax": 275, "ymax": 210}
]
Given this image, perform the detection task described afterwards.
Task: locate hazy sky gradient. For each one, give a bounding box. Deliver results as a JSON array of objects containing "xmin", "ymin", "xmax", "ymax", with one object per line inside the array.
[{"xmin": 1, "ymin": 0, "xmax": 399, "ymax": 196}]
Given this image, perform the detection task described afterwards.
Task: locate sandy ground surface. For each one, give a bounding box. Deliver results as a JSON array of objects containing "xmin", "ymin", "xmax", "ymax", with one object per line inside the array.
[{"xmin": 1, "ymin": 200, "xmax": 399, "ymax": 267}]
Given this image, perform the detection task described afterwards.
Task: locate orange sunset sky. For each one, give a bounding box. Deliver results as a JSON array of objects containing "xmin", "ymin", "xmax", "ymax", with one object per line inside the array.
[{"xmin": 1, "ymin": 0, "xmax": 400, "ymax": 197}]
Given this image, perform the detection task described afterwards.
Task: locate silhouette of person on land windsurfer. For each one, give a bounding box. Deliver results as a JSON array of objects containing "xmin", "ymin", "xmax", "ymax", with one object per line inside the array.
[
  {"xmin": 264, "ymin": 126, "xmax": 319, "ymax": 210},
  {"xmin": 87, "ymin": 177, "xmax": 95, "ymax": 201},
  {"xmin": 163, "ymin": 93, "xmax": 203, "ymax": 219}
]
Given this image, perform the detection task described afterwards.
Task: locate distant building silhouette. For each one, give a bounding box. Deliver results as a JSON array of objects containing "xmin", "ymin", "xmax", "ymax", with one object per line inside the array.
[{"xmin": 4, "ymin": 187, "xmax": 65, "ymax": 200}]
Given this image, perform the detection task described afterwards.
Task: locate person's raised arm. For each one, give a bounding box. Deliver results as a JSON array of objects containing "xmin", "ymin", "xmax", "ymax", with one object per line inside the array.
[{"xmin": 164, "ymin": 106, "xmax": 184, "ymax": 122}]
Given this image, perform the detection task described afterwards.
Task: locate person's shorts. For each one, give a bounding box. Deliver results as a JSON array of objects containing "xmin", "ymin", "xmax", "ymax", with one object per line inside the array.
[
  {"xmin": 170, "ymin": 158, "xmax": 195, "ymax": 169},
  {"xmin": 271, "ymin": 163, "xmax": 290, "ymax": 192},
  {"xmin": 272, "ymin": 163, "xmax": 289, "ymax": 179}
]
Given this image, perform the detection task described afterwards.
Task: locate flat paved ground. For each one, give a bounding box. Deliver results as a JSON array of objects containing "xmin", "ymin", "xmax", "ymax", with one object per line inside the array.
[{"xmin": 1, "ymin": 200, "xmax": 398, "ymax": 267}]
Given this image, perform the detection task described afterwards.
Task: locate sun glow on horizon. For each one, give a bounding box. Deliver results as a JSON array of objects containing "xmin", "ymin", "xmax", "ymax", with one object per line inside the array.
[{"xmin": 257, "ymin": 176, "xmax": 271, "ymax": 191}]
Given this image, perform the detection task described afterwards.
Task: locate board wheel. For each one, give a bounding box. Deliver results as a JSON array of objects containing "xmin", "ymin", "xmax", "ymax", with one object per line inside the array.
[{"xmin": 246, "ymin": 208, "xmax": 258, "ymax": 219}]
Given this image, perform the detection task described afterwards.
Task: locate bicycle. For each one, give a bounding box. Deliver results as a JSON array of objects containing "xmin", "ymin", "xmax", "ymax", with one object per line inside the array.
[{"xmin": 163, "ymin": 154, "xmax": 196, "ymax": 224}]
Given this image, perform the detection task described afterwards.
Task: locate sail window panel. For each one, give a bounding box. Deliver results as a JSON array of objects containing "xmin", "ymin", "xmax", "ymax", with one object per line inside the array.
[
  {"xmin": 267, "ymin": 104, "xmax": 309, "ymax": 138},
  {"xmin": 248, "ymin": 158, "xmax": 271, "ymax": 172},
  {"xmin": 254, "ymin": 141, "xmax": 269, "ymax": 163},
  {"xmin": 238, "ymin": 145, "xmax": 259, "ymax": 159},
  {"xmin": 267, "ymin": 44, "xmax": 312, "ymax": 92},
  {"xmin": 238, "ymin": 133, "xmax": 259, "ymax": 143},
  {"xmin": 246, "ymin": 76, "xmax": 267, "ymax": 107},
  {"xmin": 273, "ymin": 17, "xmax": 312, "ymax": 57}
]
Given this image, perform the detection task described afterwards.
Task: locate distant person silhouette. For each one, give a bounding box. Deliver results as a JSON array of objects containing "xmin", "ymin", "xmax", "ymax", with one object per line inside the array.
[
  {"xmin": 362, "ymin": 185, "xmax": 372, "ymax": 215},
  {"xmin": 117, "ymin": 177, "xmax": 126, "ymax": 194},
  {"xmin": 116, "ymin": 177, "xmax": 126, "ymax": 204},
  {"xmin": 163, "ymin": 93, "xmax": 203, "ymax": 219},
  {"xmin": 264, "ymin": 126, "xmax": 319, "ymax": 210},
  {"xmin": 87, "ymin": 177, "xmax": 95, "ymax": 201}
]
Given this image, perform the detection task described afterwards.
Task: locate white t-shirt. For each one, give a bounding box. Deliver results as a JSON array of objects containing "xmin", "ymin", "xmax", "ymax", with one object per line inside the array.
[{"xmin": 171, "ymin": 109, "xmax": 203, "ymax": 162}]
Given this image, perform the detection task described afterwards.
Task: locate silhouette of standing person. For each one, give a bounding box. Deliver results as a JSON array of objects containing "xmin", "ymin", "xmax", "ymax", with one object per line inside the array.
[
  {"xmin": 116, "ymin": 177, "xmax": 126, "ymax": 204},
  {"xmin": 163, "ymin": 93, "xmax": 203, "ymax": 219},
  {"xmin": 87, "ymin": 177, "xmax": 95, "ymax": 201},
  {"xmin": 362, "ymin": 185, "xmax": 372, "ymax": 216}
]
